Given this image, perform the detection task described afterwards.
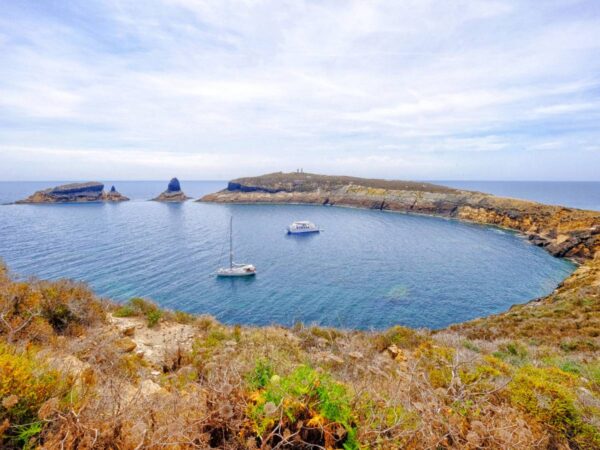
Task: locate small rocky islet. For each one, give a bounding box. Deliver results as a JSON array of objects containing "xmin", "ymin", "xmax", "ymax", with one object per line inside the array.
[
  {"xmin": 15, "ymin": 182, "xmax": 129, "ymax": 203},
  {"xmin": 151, "ymin": 177, "xmax": 190, "ymax": 202},
  {"xmin": 15, "ymin": 177, "xmax": 192, "ymax": 203}
]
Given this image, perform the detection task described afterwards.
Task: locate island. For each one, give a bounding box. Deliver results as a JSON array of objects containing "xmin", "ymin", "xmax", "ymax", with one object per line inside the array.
[
  {"xmin": 201, "ymin": 172, "xmax": 600, "ymax": 262},
  {"xmin": 151, "ymin": 177, "xmax": 190, "ymax": 202},
  {"xmin": 16, "ymin": 182, "xmax": 129, "ymax": 203}
]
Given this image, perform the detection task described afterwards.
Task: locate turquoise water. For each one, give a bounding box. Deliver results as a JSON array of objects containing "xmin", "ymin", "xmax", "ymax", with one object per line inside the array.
[{"xmin": 0, "ymin": 181, "xmax": 575, "ymax": 329}]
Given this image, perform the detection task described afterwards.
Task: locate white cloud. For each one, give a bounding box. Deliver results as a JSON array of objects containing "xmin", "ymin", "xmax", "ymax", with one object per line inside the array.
[{"xmin": 0, "ymin": 0, "xmax": 599, "ymax": 180}]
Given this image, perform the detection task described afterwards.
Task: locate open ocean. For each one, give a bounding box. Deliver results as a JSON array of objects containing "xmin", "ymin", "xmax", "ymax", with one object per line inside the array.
[{"xmin": 0, "ymin": 180, "xmax": 586, "ymax": 329}]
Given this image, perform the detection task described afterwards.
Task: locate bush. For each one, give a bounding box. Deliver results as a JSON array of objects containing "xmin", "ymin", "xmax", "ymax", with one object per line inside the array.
[
  {"xmin": 113, "ymin": 297, "xmax": 162, "ymax": 328},
  {"xmin": 493, "ymin": 341, "xmax": 529, "ymax": 365},
  {"xmin": 146, "ymin": 309, "xmax": 162, "ymax": 328},
  {"xmin": 113, "ymin": 305, "xmax": 135, "ymax": 318},
  {"xmin": 0, "ymin": 343, "xmax": 72, "ymax": 447},
  {"xmin": 508, "ymin": 366, "xmax": 600, "ymax": 448},
  {"xmin": 0, "ymin": 274, "xmax": 104, "ymax": 342},
  {"xmin": 246, "ymin": 358, "xmax": 273, "ymax": 390},
  {"xmin": 373, "ymin": 326, "xmax": 428, "ymax": 352},
  {"xmin": 247, "ymin": 364, "xmax": 358, "ymax": 449}
]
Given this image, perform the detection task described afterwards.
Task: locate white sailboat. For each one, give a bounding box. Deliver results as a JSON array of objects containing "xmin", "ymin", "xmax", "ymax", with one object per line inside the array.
[{"xmin": 217, "ymin": 216, "xmax": 256, "ymax": 277}]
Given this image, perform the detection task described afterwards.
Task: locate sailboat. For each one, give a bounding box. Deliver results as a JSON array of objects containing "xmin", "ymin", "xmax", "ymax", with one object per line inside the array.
[{"xmin": 216, "ymin": 216, "xmax": 257, "ymax": 277}]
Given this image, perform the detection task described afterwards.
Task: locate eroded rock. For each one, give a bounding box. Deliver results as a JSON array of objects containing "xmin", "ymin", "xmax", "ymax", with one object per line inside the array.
[
  {"xmin": 152, "ymin": 177, "xmax": 191, "ymax": 202},
  {"xmin": 16, "ymin": 182, "xmax": 129, "ymax": 203}
]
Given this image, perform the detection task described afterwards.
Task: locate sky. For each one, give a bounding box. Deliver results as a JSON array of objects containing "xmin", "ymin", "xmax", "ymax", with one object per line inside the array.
[{"xmin": 0, "ymin": 0, "xmax": 599, "ymax": 181}]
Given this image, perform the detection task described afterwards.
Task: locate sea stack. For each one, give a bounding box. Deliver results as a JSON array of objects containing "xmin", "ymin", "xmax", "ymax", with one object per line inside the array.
[
  {"xmin": 103, "ymin": 185, "xmax": 130, "ymax": 202},
  {"xmin": 16, "ymin": 182, "xmax": 129, "ymax": 204},
  {"xmin": 152, "ymin": 177, "xmax": 190, "ymax": 202}
]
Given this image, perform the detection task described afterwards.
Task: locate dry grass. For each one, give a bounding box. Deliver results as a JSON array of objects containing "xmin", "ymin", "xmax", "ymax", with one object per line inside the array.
[{"xmin": 0, "ymin": 260, "xmax": 599, "ymax": 449}]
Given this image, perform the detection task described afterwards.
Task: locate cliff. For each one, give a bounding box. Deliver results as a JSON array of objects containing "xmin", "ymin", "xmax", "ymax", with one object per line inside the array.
[
  {"xmin": 201, "ymin": 172, "xmax": 600, "ymax": 262},
  {"xmin": 16, "ymin": 182, "xmax": 129, "ymax": 203},
  {"xmin": 152, "ymin": 177, "xmax": 190, "ymax": 202}
]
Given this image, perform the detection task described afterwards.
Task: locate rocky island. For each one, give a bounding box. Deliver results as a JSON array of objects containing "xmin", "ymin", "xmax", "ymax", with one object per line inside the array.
[
  {"xmin": 16, "ymin": 182, "xmax": 129, "ymax": 203},
  {"xmin": 201, "ymin": 172, "xmax": 600, "ymax": 262},
  {"xmin": 152, "ymin": 177, "xmax": 190, "ymax": 202}
]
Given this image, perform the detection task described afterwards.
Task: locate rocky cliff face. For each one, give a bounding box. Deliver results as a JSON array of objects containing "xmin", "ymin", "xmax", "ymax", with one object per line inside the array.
[
  {"xmin": 152, "ymin": 177, "xmax": 190, "ymax": 202},
  {"xmin": 201, "ymin": 172, "xmax": 600, "ymax": 262},
  {"xmin": 16, "ymin": 182, "xmax": 129, "ymax": 203}
]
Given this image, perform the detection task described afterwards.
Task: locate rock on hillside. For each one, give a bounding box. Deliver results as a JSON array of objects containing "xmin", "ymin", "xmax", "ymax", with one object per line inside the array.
[
  {"xmin": 152, "ymin": 177, "xmax": 190, "ymax": 202},
  {"xmin": 16, "ymin": 182, "xmax": 129, "ymax": 203}
]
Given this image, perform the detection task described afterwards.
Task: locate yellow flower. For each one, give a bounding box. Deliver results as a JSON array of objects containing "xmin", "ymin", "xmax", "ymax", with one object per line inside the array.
[
  {"xmin": 307, "ymin": 414, "xmax": 325, "ymax": 427},
  {"xmin": 249, "ymin": 391, "xmax": 263, "ymax": 402}
]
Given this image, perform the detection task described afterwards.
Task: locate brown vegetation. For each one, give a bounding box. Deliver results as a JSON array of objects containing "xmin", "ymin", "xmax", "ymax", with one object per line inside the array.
[{"xmin": 1, "ymin": 258, "xmax": 599, "ymax": 449}]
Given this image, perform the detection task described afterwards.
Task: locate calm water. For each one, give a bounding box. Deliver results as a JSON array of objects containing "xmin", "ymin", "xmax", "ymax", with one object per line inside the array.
[
  {"xmin": 437, "ymin": 180, "xmax": 600, "ymax": 211},
  {"xmin": 0, "ymin": 181, "xmax": 575, "ymax": 329}
]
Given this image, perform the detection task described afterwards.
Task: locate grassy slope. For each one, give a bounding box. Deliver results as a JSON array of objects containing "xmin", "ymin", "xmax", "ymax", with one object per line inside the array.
[{"xmin": 0, "ymin": 256, "xmax": 599, "ymax": 449}]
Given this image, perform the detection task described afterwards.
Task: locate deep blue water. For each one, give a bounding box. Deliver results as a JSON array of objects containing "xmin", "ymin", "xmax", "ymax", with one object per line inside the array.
[
  {"xmin": 0, "ymin": 181, "xmax": 576, "ymax": 330},
  {"xmin": 437, "ymin": 181, "xmax": 600, "ymax": 211}
]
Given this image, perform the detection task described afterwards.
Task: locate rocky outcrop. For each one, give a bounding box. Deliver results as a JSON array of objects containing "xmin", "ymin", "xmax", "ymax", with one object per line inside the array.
[
  {"xmin": 103, "ymin": 185, "xmax": 130, "ymax": 202},
  {"xmin": 201, "ymin": 172, "xmax": 600, "ymax": 263},
  {"xmin": 152, "ymin": 177, "xmax": 190, "ymax": 202},
  {"xmin": 16, "ymin": 182, "xmax": 129, "ymax": 204}
]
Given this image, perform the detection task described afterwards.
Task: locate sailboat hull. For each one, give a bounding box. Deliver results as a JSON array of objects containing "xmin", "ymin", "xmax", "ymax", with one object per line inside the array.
[{"xmin": 216, "ymin": 264, "xmax": 257, "ymax": 277}]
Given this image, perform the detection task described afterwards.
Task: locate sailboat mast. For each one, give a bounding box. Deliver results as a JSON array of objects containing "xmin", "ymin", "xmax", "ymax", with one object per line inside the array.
[{"xmin": 229, "ymin": 216, "xmax": 233, "ymax": 269}]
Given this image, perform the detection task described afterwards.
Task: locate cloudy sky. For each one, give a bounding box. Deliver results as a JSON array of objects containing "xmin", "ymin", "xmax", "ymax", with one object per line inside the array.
[{"xmin": 1, "ymin": 0, "xmax": 599, "ymax": 181}]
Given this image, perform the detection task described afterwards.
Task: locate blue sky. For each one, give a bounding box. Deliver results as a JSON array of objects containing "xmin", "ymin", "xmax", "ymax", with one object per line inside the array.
[{"xmin": 0, "ymin": 0, "xmax": 599, "ymax": 181}]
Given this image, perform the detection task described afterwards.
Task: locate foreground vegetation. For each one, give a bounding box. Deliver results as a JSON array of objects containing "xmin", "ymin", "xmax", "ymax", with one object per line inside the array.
[{"xmin": 0, "ymin": 257, "xmax": 598, "ymax": 449}]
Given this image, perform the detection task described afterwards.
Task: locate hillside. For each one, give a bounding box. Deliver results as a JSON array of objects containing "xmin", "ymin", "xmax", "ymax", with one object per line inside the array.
[{"xmin": 0, "ymin": 256, "xmax": 598, "ymax": 449}]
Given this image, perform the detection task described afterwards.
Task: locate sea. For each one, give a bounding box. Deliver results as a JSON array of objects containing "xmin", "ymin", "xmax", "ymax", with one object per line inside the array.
[{"xmin": 0, "ymin": 180, "xmax": 595, "ymax": 330}]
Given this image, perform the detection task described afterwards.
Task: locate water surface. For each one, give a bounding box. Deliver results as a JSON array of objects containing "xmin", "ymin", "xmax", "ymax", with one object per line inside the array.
[{"xmin": 0, "ymin": 181, "xmax": 574, "ymax": 329}]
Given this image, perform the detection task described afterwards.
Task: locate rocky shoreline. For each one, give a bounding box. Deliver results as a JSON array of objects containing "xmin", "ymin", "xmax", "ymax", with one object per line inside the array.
[
  {"xmin": 201, "ymin": 172, "xmax": 600, "ymax": 263},
  {"xmin": 16, "ymin": 182, "xmax": 129, "ymax": 203}
]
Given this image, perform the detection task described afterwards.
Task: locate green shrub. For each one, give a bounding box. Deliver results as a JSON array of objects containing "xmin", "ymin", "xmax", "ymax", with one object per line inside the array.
[
  {"xmin": 374, "ymin": 326, "xmax": 428, "ymax": 352},
  {"xmin": 508, "ymin": 366, "xmax": 600, "ymax": 447},
  {"xmin": 113, "ymin": 297, "xmax": 162, "ymax": 327},
  {"xmin": 246, "ymin": 358, "xmax": 273, "ymax": 390},
  {"xmin": 113, "ymin": 305, "xmax": 135, "ymax": 317},
  {"xmin": 493, "ymin": 341, "xmax": 529, "ymax": 365},
  {"xmin": 247, "ymin": 364, "xmax": 358, "ymax": 449},
  {"xmin": 0, "ymin": 343, "xmax": 72, "ymax": 447},
  {"xmin": 462, "ymin": 340, "xmax": 480, "ymax": 353},
  {"xmin": 146, "ymin": 309, "xmax": 162, "ymax": 328},
  {"xmin": 582, "ymin": 360, "xmax": 600, "ymax": 391},
  {"xmin": 173, "ymin": 310, "xmax": 194, "ymax": 324}
]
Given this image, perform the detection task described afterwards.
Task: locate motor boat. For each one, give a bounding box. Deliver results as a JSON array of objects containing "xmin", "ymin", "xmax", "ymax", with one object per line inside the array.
[{"xmin": 287, "ymin": 220, "xmax": 320, "ymax": 234}]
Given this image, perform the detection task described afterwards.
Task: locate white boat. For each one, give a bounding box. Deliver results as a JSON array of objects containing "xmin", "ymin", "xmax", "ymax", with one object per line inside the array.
[
  {"xmin": 217, "ymin": 217, "xmax": 256, "ymax": 277},
  {"xmin": 287, "ymin": 220, "xmax": 320, "ymax": 234}
]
